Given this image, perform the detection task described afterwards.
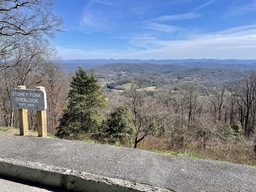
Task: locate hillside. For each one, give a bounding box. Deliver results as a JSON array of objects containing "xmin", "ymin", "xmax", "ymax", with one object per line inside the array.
[
  {"xmin": 60, "ymin": 59, "xmax": 256, "ymax": 72},
  {"xmin": 93, "ymin": 63, "xmax": 251, "ymax": 90},
  {"xmin": 59, "ymin": 59, "xmax": 256, "ymax": 91}
]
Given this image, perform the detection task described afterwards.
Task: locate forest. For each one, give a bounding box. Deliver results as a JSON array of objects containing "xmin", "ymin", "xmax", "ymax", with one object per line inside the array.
[
  {"xmin": 1, "ymin": 0, "xmax": 256, "ymax": 166},
  {"xmin": 2, "ymin": 58, "xmax": 256, "ymax": 165}
]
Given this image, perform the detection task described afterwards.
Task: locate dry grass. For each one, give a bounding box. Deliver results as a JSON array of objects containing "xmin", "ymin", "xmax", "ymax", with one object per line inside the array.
[
  {"xmin": 137, "ymin": 86, "xmax": 157, "ymax": 91},
  {"xmin": 1, "ymin": 127, "xmax": 255, "ymax": 166},
  {"xmin": 137, "ymin": 136, "xmax": 256, "ymax": 166},
  {"xmin": 0, "ymin": 127, "xmax": 51, "ymax": 137},
  {"xmin": 202, "ymin": 144, "xmax": 256, "ymax": 166},
  {"xmin": 0, "ymin": 127, "xmax": 21, "ymax": 135}
]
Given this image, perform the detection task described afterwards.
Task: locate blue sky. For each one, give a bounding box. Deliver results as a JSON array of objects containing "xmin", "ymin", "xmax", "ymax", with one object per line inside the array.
[{"xmin": 52, "ymin": 0, "xmax": 256, "ymax": 60}]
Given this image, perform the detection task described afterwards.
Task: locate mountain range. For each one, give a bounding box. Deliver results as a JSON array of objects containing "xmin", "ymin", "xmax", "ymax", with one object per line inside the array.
[{"xmin": 59, "ymin": 59, "xmax": 256, "ymax": 73}]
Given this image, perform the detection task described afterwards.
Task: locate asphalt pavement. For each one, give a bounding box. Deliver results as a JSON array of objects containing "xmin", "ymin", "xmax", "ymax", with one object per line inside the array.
[
  {"xmin": 0, "ymin": 134, "xmax": 256, "ymax": 191},
  {"xmin": 0, "ymin": 176, "xmax": 63, "ymax": 192}
]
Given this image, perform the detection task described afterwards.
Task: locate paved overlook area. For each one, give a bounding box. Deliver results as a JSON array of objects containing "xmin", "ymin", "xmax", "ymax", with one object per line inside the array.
[{"xmin": 0, "ymin": 134, "xmax": 256, "ymax": 192}]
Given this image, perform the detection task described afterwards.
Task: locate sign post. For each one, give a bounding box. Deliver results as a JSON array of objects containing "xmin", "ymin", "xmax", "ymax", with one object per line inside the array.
[
  {"xmin": 36, "ymin": 86, "xmax": 47, "ymax": 137},
  {"xmin": 10, "ymin": 86, "xmax": 47, "ymax": 137},
  {"xmin": 17, "ymin": 86, "xmax": 29, "ymax": 136}
]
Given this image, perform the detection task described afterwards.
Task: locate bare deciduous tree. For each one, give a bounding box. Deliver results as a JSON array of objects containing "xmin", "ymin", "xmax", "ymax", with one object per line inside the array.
[
  {"xmin": 125, "ymin": 85, "xmax": 172, "ymax": 148},
  {"xmin": 233, "ymin": 74, "xmax": 256, "ymax": 136},
  {"xmin": 0, "ymin": 0, "xmax": 62, "ymax": 37},
  {"xmin": 0, "ymin": 0, "xmax": 62, "ymax": 65},
  {"xmin": 0, "ymin": 0, "xmax": 63, "ymax": 129}
]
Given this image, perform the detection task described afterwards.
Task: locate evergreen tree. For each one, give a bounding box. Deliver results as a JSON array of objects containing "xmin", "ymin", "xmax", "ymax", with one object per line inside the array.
[
  {"xmin": 56, "ymin": 68, "xmax": 107, "ymax": 139},
  {"xmin": 104, "ymin": 106, "xmax": 134, "ymax": 144}
]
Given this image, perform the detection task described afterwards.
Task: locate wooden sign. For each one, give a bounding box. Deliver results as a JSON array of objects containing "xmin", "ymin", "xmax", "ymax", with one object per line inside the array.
[
  {"xmin": 11, "ymin": 86, "xmax": 47, "ymax": 137},
  {"xmin": 10, "ymin": 88, "xmax": 47, "ymax": 111}
]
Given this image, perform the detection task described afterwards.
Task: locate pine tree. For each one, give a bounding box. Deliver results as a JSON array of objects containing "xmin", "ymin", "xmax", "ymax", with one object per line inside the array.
[
  {"xmin": 104, "ymin": 106, "xmax": 134, "ymax": 144},
  {"xmin": 56, "ymin": 68, "xmax": 107, "ymax": 139}
]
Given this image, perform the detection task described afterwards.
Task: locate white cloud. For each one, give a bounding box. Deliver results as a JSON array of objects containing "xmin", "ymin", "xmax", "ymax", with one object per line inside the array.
[
  {"xmin": 56, "ymin": 24, "xmax": 256, "ymax": 60},
  {"xmin": 142, "ymin": 23, "xmax": 181, "ymax": 33},
  {"xmin": 193, "ymin": 0, "xmax": 215, "ymax": 11},
  {"xmin": 151, "ymin": 12, "xmax": 201, "ymax": 22},
  {"xmin": 92, "ymin": 0, "xmax": 113, "ymax": 6},
  {"xmin": 224, "ymin": 0, "xmax": 256, "ymax": 17},
  {"xmin": 80, "ymin": 0, "xmax": 115, "ymax": 31},
  {"xmin": 142, "ymin": 12, "xmax": 199, "ymax": 34}
]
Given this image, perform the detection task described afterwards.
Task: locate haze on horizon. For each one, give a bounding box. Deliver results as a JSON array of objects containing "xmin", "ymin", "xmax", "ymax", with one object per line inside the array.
[{"xmin": 52, "ymin": 0, "xmax": 256, "ymax": 60}]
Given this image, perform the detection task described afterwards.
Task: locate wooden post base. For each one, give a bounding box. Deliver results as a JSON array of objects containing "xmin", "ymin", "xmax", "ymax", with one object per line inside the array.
[{"xmin": 17, "ymin": 86, "xmax": 28, "ymax": 136}]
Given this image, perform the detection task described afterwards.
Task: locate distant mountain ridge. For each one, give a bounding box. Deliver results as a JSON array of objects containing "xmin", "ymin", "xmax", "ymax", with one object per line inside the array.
[
  {"xmin": 57, "ymin": 59, "xmax": 256, "ymax": 90},
  {"xmin": 59, "ymin": 59, "xmax": 256, "ymax": 73}
]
